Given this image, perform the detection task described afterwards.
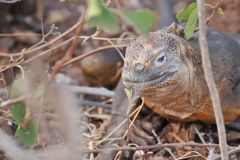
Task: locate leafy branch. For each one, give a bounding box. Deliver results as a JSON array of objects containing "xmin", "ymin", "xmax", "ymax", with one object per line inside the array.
[
  {"xmin": 196, "ymin": 0, "xmax": 229, "ymax": 159},
  {"xmin": 85, "ymin": 0, "xmax": 159, "ymax": 38},
  {"xmin": 176, "ymin": 1, "xmax": 224, "ymax": 40}
]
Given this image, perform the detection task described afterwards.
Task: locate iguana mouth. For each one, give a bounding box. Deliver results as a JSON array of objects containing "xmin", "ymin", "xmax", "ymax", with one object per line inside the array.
[{"xmin": 123, "ymin": 71, "xmax": 177, "ymax": 89}]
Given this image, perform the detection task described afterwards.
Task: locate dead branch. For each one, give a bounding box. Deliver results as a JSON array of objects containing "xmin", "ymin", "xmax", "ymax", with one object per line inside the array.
[
  {"xmin": 62, "ymin": 44, "xmax": 128, "ymax": 68},
  {"xmin": 152, "ymin": 130, "xmax": 176, "ymax": 159},
  {"xmin": 196, "ymin": 0, "xmax": 229, "ymax": 160},
  {"xmin": 211, "ymin": 145, "xmax": 240, "ymax": 160},
  {"xmin": 82, "ymin": 142, "xmax": 233, "ymax": 154},
  {"xmin": 193, "ymin": 123, "xmax": 211, "ymax": 151},
  {"xmin": 64, "ymin": 85, "xmax": 114, "ymax": 97},
  {"xmin": 0, "ymin": 22, "xmax": 82, "ymax": 58},
  {"xmin": 78, "ymin": 100, "xmax": 111, "ymax": 109},
  {"xmin": 49, "ymin": 4, "xmax": 86, "ymax": 81},
  {"xmin": 194, "ymin": 0, "xmax": 223, "ymax": 32},
  {"xmin": 1, "ymin": 85, "xmax": 114, "ymax": 98},
  {"xmin": 0, "ymin": 95, "xmax": 27, "ymax": 111}
]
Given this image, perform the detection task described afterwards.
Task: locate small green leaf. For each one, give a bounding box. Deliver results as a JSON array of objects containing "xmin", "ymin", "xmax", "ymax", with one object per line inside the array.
[
  {"xmin": 15, "ymin": 119, "xmax": 38, "ymax": 146},
  {"xmin": 85, "ymin": 0, "xmax": 119, "ymax": 33},
  {"xmin": 85, "ymin": 0, "xmax": 102, "ymax": 19},
  {"xmin": 184, "ymin": 8, "xmax": 198, "ymax": 40},
  {"xmin": 11, "ymin": 79, "xmax": 26, "ymax": 124},
  {"xmin": 116, "ymin": 10, "xmax": 159, "ymax": 38},
  {"xmin": 217, "ymin": 7, "xmax": 224, "ymax": 15},
  {"xmin": 124, "ymin": 88, "xmax": 131, "ymax": 100},
  {"xmin": 11, "ymin": 79, "xmax": 38, "ymax": 146},
  {"xmin": 176, "ymin": 2, "xmax": 197, "ymax": 22}
]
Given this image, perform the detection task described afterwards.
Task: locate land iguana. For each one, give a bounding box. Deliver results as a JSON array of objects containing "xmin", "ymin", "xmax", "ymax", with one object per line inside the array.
[{"xmin": 105, "ymin": 23, "xmax": 240, "ymax": 151}]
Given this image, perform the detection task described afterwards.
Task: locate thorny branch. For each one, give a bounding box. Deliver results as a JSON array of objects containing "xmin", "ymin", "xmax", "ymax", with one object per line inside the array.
[{"xmin": 196, "ymin": 0, "xmax": 229, "ymax": 160}]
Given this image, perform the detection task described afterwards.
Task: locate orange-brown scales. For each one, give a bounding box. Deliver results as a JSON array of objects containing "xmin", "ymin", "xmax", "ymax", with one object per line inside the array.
[{"xmin": 111, "ymin": 23, "xmax": 240, "ymax": 126}]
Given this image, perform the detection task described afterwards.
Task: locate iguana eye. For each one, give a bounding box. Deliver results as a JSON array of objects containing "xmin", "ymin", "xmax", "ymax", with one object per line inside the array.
[
  {"xmin": 154, "ymin": 52, "xmax": 166, "ymax": 65},
  {"xmin": 157, "ymin": 56, "xmax": 165, "ymax": 62}
]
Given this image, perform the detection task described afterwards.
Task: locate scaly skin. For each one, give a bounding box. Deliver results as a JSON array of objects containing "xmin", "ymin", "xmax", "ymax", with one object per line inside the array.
[
  {"xmin": 111, "ymin": 23, "xmax": 240, "ymax": 129},
  {"xmin": 102, "ymin": 23, "xmax": 240, "ymax": 159}
]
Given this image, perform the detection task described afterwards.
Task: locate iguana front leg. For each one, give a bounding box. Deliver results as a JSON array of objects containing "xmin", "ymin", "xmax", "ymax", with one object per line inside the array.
[
  {"xmin": 107, "ymin": 79, "xmax": 129, "ymax": 140},
  {"xmin": 104, "ymin": 80, "xmax": 162, "ymax": 159}
]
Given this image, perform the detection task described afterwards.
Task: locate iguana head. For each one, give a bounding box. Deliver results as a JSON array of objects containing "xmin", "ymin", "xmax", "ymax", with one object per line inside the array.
[{"xmin": 122, "ymin": 24, "xmax": 194, "ymax": 97}]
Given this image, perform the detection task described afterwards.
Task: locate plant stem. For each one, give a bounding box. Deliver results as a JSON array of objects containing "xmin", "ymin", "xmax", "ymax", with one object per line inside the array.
[{"xmin": 196, "ymin": 0, "xmax": 229, "ymax": 159}]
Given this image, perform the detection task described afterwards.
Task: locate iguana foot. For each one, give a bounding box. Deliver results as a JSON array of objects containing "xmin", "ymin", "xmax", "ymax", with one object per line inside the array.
[{"xmin": 129, "ymin": 113, "xmax": 165, "ymax": 146}]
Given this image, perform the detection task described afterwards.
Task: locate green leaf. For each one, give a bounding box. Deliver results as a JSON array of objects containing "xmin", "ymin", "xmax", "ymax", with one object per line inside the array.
[
  {"xmin": 15, "ymin": 119, "xmax": 38, "ymax": 146},
  {"xmin": 176, "ymin": 2, "xmax": 197, "ymax": 22},
  {"xmin": 85, "ymin": 0, "xmax": 119, "ymax": 33},
  {"xmin": 11, "ymin": 79, "xmax": 26, "ymax": 124},
  {"xmin": 217, "ymin": 7, "xmax": 224, "ymax": 15},
  {"xmin": 11, "ymin": 79, "xmax": 38, "ymax": 146},
  {"xmin": 184, "ymin": 8, "xmax": 198, "ymax": 40},
  {"xmin": 116, "ymin": 10, "xmax": 159, "ymax": 38},
  {"xmin": 85, "ymin": 0, "xmax": 102, "ymax": 19}
]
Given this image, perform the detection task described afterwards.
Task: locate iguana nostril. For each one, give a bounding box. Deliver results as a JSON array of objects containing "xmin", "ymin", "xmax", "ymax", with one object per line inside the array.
[{"xmin": 135, "ymin": 63, "xmax": 145, "ymax": 71}]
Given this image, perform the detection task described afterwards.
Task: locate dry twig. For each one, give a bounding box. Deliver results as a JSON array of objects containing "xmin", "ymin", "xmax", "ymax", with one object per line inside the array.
[
  {"xmin": 62, "ymin": 44, "xmax": 128, "ymax": 68},
  {"xmin": 82, "ymin": 142, "xmax": 232, "ymax": 154},
  {"xmin": 49, "ymin": 6, "xmax": 86, "ymax": 81},
  {"xmin": 195, "ymin": 0, "xmax": 223, "ymax": 32},
  {"xmin": 211, "ymin": 145, "xmax": 240, "ymax": 160},
  {"xmin": 0, "ymin": 95, "xmax": 27, "ymax": 111},
  {"xmin": 196, "ymin": 0, "xmax": 229, "ymax": 159},
  {"xmin": 0, "ymin": 22, "xmax": 82, "ymax": 58}
]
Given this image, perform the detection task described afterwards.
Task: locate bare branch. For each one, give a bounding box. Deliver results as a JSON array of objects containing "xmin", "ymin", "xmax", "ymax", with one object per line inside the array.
[
  {"xmin": 51, "ymin": 84, "xmax": 114, "ymax": 97},
  {"xmin": 0, "ymin": 21, "xmax": 82, "ymax": 58},
  {"xmin": 49, "ymin": 5, "xmax": 86, "ymax": 81},
  {"xmin": 0, "ymin": 95, "xmax": 27, "ymax": 111},
  {"xmin": 0, "ymin": 0, "xmax": 20, "ymax": 3},
  {"xmin": 196, "ymin": 0, "xmax": 229, "ymax": 159},
  {"xmin": 195, "ymin": 0, "xmax": 223, "ymax": 32},
  {"xmin": 82, "ymin": 142, "xmax": 233, "ymax": 154},
  {"xmin": 211, "ymin": 145, "xmax": 240, "ymax": 160},
  {"xmin": 62, "ymin": 44, "xmax": 128, "ymax": 68},
  {"xmin": 78, "ymin": 100, "xmax": 111, "ymax": 109},
  {"xmin": 1, "ymin": 85, "xmax": 114, "ymax": 98}
]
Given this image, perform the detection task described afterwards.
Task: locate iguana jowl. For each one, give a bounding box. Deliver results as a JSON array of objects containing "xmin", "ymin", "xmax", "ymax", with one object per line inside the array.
[{"xmin": 111, "ymin": 23, "xmax": 240, "ymax": 126}]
